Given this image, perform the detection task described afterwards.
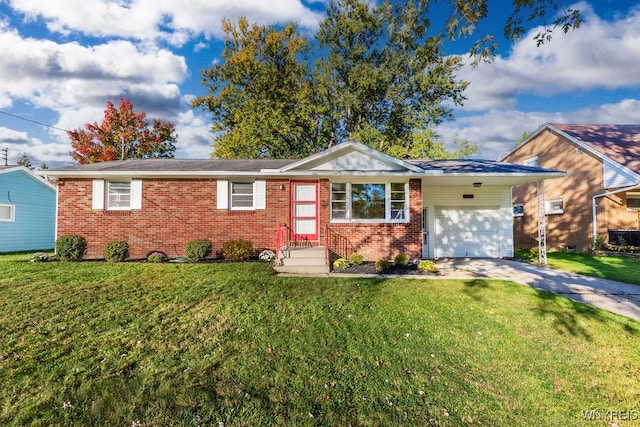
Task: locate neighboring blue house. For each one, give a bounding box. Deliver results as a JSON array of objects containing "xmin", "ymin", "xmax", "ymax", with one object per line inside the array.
[{"xmin": 0, "ymin": 166, "xmax": 56, "ymax": 252}]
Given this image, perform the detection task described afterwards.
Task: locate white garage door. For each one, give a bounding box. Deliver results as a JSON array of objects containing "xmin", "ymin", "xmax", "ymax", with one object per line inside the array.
[{"xmin": 435, "ymin": 207, "xmax": 500, "ymax": 258}]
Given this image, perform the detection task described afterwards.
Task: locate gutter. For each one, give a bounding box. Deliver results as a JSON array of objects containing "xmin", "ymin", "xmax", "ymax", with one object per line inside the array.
[{"xmin": 592, "ymin": 183, "xmax": 640, "ymax": 250}]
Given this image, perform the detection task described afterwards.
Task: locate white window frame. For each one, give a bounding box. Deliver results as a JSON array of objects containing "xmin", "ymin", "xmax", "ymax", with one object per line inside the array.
[
  {"xmin": 627, "ymin": 192, "xmax": 640, "ymax": 211},
  {"xmin": 523, "ymin": 155, "xmax": 539, "ymax": 167},
  {"xmin": 330, "ymin": 181, "xmax": 409, "ymax": 223},
  {"xmin": 512, "ymin": 203, "xmax": 524, "ymax": 217},
  {"xmin": 216, "ymin": 180, "xmax": 266, "ymax": 210},
  {"xmin": 230, "ymin": 182, "xmax": 254, "ymax": 210},
  {"xmin": 92, "ymin": 179, "xmax": 142, "ymax": 210},
  {"xmin": 0, "ymin": 204, "xmax": 15, "ymax": 222},
  {"xmin": 106, "ymin": 181, "xmax": 132, "ymax": 210},
  {"xmin": 545, "ymin": 198, "xmax": 564, "ymax": 215}
]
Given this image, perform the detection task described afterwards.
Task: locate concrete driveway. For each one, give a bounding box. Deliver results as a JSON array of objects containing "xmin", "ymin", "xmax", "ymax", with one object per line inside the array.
[{"xmin": 437, "ymin": 258, "xmax": 640, "ymax": 321}]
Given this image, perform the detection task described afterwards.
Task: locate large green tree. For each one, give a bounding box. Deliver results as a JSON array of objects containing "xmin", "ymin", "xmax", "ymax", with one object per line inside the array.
[
  {"xmin": 69, "ymin": 99, "xmax": 177, "ymax": 164},
  {"xmin": 192, "ymin": 18, "xmax": 320, "ymax": 159},
  {"xmin": 316, "ymin": 0, "xmax": 469, "ymax": 156},
  {"xmin": 194, "ymin": 0, "xmax": 580, "ymax": 159}
]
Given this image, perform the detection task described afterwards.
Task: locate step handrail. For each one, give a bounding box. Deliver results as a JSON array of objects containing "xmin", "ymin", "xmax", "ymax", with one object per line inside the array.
[
  {"xmin": 324, "ymin": 225, "xmax": 356, "ymax": 264},
  {"xmin": 275, "ymin": 223, "xmax": 312, "ymax": 266}
]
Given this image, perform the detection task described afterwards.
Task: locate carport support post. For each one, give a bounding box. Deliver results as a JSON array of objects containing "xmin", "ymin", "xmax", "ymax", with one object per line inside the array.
[{"xmin": 537, "ymin": 180, "xmax": 547, "ymax": 264}]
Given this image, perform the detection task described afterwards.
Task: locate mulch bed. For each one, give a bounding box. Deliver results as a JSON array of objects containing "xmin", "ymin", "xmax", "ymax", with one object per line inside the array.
[{"xmin": 331, "ymin": 261, "xmax": 429, "ymax": 275}]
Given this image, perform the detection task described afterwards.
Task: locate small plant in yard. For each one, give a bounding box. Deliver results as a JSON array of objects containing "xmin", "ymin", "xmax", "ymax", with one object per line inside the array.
[
  {"xmin": 592, "ymin": 234, "xmax": 606, "ymax": 251},
  {"xmin": 515, "ymin": 247, "xmax": 540, "ymax": 263},
  {"xmin": 185, "ymin": 239, "xmax": 212, "ymax": 262},
  {"xmin": 259, "ymin": 250, "xmax": 275, "ymax": 262},
  {"xmin": 147, "ymin": 251, "xmax": 165, "ymax": 263},
  {"xmin": 55, "ymin": 234, "xmax": 87, "ymax": 262},
  {"xmin": 31, "ymin": 252, "xmax": 50, "ymax": 262},
  {"xmin": 222, "ymin": 239, "xmax": 253, "ymax": 261},
  {"xmin": 348, "ymin": 253, "xmax": 364, "ymax": 265},
  {"xmin": 417, "ymin": 260, "xmax": 438, "ymax": 273},
  {"xmin": 103, "ymin": 240, "xmax": 129, "ymax": 262},
  {"xmin": 333, "ymin": 258, "xmax": 349, "ymax": 270},
  {"xmin": 375, "ymin": 259, "xmax": 390, "ymax": 271},
  {"xmin": 394, "ymin": 253, "xmax": 409, "ymax": 266}
]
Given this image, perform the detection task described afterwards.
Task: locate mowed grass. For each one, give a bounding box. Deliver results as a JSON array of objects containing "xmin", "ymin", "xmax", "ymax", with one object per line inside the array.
[
  {"xmin": 548, "ymin": 252, "xmax": 640, "ymax": 285},
  {"xmin": 0, "ymin": 258, "xmax": 639, "ymax": 426}
]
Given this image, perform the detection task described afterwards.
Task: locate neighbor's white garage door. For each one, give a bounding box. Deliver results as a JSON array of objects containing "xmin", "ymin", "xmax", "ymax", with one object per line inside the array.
[{"xmin": 435, "ymin": 207, "xmax": 500, "ymax": 258}]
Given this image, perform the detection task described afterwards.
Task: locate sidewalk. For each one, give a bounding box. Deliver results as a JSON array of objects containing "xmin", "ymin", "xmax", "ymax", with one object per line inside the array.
[{"xmin": 436, "ymin": 258, "xmax": 640, "ymax": 321}]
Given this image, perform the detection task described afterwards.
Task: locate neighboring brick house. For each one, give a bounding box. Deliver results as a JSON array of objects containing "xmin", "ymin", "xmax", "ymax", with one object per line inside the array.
[
  {"xmin": 502, "ymin": 123, "xmax": 640, "ymax": 252},
  {"xmin": 40, "ymin": 141, "xmax": 562, "ymax": 261}
]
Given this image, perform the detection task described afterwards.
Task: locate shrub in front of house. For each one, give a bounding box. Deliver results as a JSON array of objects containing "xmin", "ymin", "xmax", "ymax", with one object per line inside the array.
[
  {"xmin": 147, "ymin": 251, "xmax": 166, "ymax": 263},
  {"xmin": 259, "ymin": 250, "xmax": 275, "ymax": 262},
  {"xmin": 103, "ymin": 240, "xmax": 129, "ymax": 262},
  {"xmin": 394, "ymin": 253, "xmax": 409, "ymax": 266},
  {"xmin": 185, "ymin": 239, "xmax": 212, "ymax": 262},
  {"xmin": 55, "ymin": 234, "xmax": 87, "ymax": 262},
  {"xmin": 333, "ymin": 258, "xmax": 349, "ymax": 270},
  {"xmin": 348, "ymin": 253, "xmax": 364, "ymax": 265},
  {"xmin": 375, "ymin": 259, "xmax": 390, "ymax": 271},
  {"xmin": 417, "ymin": 260, "xmax": 438, "ymax": 273},
  {"xmin": 31, "ymin": 252, "xmax": 50, "ymax": 262},
  {"xmin": 222, "ymin": 239, "xmax": 253, "ymax": 262}
]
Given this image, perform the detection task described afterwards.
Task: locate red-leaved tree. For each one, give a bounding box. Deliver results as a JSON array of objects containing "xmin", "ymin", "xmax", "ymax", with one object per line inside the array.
[{"xmin": 69, "ymin": 99, "xmax": 177, "ymax": 164}]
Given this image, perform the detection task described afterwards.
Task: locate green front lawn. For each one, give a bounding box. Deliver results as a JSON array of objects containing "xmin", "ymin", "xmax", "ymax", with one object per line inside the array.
[
  {"xmin": 548, "ymin": 252, "xmax": 640, "ymax": 285},
  {"xmin": 0, "ymin": 259, "xmax": 638, "ymax": 426}
]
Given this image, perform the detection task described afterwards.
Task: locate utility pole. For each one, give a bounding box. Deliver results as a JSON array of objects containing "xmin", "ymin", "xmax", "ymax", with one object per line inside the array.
[{"xmin": 1, "ymin": 148, "xmax": 7, "ymax": 166}]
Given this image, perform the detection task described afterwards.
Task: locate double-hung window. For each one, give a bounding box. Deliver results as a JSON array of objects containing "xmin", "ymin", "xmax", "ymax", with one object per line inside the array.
[
  {"xmin": 92, "ymin": 179, "xmax": 142, "ymax": 210},
  {"xmin": 217, "ymin": 180, "xmax": 266, "ymax": 210},
  {"xmin": 331, "ymin": 182, "xmax": 408, "ymax": 222},
  {"xmin": 107, "ymin": 182, "xmax": 131, "ymax": 209},
  {"xmin": 0, "ymin": 204, "xmax": 15, "ymax": 221}
]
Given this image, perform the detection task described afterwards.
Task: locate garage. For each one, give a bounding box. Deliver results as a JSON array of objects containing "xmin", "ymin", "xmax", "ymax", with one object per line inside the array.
[{"xmin": 434, "ymin": 207, "xmax": 501, "ymax": 258}]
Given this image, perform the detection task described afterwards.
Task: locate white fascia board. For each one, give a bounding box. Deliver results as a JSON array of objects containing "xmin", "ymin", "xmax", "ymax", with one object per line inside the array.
[{"xmin": 499, "ymin": 123, "xmax": 549, "ymax": 161}]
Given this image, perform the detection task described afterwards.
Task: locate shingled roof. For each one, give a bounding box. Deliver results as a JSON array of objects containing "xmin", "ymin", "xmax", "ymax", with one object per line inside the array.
[{"xmin": 551, "ymin": 124, "xmax": 640, "ymax": 175}]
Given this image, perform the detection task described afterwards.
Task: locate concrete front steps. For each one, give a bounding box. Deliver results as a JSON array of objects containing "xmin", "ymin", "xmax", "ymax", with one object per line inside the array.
[{"xmin": 274, "ymin": 246, "xmax": 329, "ymax": 274}]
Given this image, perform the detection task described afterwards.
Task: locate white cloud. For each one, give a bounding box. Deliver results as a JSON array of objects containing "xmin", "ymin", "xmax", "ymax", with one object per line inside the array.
[
  {"xmin": 458, "ymin": 3, "xmax": 640, "ymax": 111},
  {"xmin": 8, "ymin": 0, "xmax": 324, "ymax": 44},
  {"xmin": 438, "ymin": 98, "xmax": 640, "ymax": 161}
]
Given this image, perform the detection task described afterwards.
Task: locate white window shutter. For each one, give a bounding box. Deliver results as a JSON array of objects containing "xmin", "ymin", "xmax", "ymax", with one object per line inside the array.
[
  {"xmin": 92, "ymin": 179, "xmax": 104, "ymax": 210},
  {"xmin": 131, "ymin": 180, "xmax": 143, "ymax": 209},
  {"xmin": 217, "ymin": 180, "xmax": 229, "ymax": 209},
  {"xmin": 253, "ymin": 180, "xmax": 266, "ymax": 209}
]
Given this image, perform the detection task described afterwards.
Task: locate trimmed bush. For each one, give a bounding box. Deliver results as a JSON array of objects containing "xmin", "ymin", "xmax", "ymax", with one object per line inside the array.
[
  {"xmin": 103, "ymin": 240, "xmax": 129, "ymax": 263},
  {"xmin": 375, "ymin": 259, "xmax": 390, "ymax": 271},
  {"xmin": 55, "ymin": 234, "xmax": 87, "ymax": 262},
  {"xmin": 147, "ymin": 251, "xmax": 165, "ymax": 263},
  {"xmin": 348, "ymin": 253, "xmax": 364, "ymax": 265},
  {"xmin": 333, "ymin": 258, "xmax": 349, "ymax": 270},
  {"xmin": 417, "ymin": 260, "xmax": 438, "ymax": 273},
  {"xmin": 394, "ymin": 253, "xmax": 409, "ymax": 266},
  {"xmin": 185, "ymin": 239, "xmax": 212, "ymax": 262},
  {"xmin": 222, "ymin": 239, "xmax": 253, "ymax": 262}
]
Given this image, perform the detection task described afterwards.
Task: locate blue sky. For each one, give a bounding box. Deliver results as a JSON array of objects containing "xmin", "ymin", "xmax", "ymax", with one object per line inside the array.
[{"xmin": 0, "ymin": 0, "xmax": 639, "ymax": 167}]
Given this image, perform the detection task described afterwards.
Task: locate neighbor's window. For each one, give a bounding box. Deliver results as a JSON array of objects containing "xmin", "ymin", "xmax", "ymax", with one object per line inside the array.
[
  {"xmin": 0, "ymin": 204, "xmax": 15, "ymax": 221},
  {"xmin": 231, "ymin": 182, "xmax": 253, "ymax": 209},
  {"xmin": 107, "ymin": 181, "xmax": 131, "ymax": 209},
  {"xmin": 512, "ymin": 203, "xmax": 524, "ymax": 217},
  {"xmin": 331, "ymin": 182, "xmax": 408, "ymax": 222},
  {"xmin": 627, "ymin": 192, "xmax": 640, "ymax": 210},
  {"xmin": 545, "ymin": 198, "xmax": 564, "ymax": 215},
  {"xmin": 523, "ymin": 155, "xmax": 539, "ymax": 167}
]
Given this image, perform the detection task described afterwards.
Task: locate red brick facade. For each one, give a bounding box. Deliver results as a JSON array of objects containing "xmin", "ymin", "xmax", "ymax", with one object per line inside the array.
[{"xmin": 56, "ymin": 177, "xmax": 423, "ymax": 260}]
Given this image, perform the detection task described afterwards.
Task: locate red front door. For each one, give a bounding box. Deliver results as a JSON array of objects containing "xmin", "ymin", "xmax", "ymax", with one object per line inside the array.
[{"xmin": 291, "ymin": 181, "xmax": 319, "ymax": 241}]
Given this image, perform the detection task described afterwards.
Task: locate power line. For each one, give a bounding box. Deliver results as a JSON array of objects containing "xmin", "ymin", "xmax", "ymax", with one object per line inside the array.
[{"xmin": 0, "ymin": 109, "xmax": 69, "ymax": 133}]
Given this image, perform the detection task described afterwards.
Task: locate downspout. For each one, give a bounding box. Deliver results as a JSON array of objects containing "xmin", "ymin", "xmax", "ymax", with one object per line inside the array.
[{"xmin": 592, "ymin": 183, "xmax": 640, "ymax": 250}]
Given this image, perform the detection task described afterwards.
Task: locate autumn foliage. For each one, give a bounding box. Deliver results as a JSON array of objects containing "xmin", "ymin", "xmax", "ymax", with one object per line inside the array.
[{"xmin": 69, "ymin": 99, "xmax": 177, "ymax": 164}]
